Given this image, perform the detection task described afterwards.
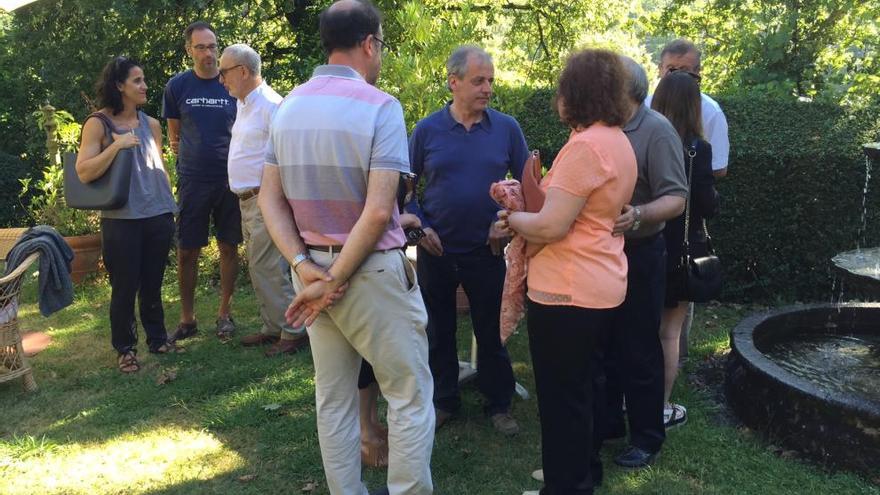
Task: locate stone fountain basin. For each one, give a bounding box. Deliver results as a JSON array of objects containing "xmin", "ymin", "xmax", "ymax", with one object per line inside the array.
[{"xmin": 726, "ymin": 303, "xmax": 880, "ymax": 477}]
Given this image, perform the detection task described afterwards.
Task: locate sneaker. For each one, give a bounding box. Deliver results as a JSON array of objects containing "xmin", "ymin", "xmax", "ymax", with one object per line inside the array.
[
  {"xmin": 614, "ymin": 445, "xmax": 658, "ymax": 468},
  {"xmin": 664, "ymin": 403, "xmax": 687, "ymax": 429},
  {"xmin": 216, "ymin": 316, "xmax": 236, "ymax": 340},
  {"xmin": 490, "ymin": 412, "xmax": 520, "ymax": 436}
]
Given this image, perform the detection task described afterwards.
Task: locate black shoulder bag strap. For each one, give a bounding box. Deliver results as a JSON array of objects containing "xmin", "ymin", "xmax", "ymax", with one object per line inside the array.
[
  {"xmin": 84, "ymin": 112, "xmax": 116, "ymax": 150},
  {"xmin": 682, "ymin": 139, "xmax": 697, "ymax": 263},
  {"xmin": 683, "ymin": 139, "xmax": 715, "ymax": 262}
]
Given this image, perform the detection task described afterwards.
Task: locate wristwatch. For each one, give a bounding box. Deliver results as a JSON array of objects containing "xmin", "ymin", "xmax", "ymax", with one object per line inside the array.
[
  {"xmin": 292, "ymin": 252, "xmax": 311, "ymax": 273},
  {"xmin": 632, "ymin": 206, "xmax": 642, "ymax": 231}
]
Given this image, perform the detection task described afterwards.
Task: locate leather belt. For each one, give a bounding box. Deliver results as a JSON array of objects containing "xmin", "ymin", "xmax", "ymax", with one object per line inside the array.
[
  {"xmin": 237, "ymin": 187, "xmax": 260, "ymax": 201},
  {"xmin": 306, "ymin": 244, "xmax": 343, "ymax": 253}
]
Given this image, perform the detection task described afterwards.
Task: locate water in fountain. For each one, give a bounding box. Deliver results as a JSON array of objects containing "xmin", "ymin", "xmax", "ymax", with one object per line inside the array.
[
  {"xmin": 764, "ymin": 331, "xmax": 880, "ymax": 401},
  {"xmin": 857, "ymin": 154, "xmax": 873, "ymax": 250}
]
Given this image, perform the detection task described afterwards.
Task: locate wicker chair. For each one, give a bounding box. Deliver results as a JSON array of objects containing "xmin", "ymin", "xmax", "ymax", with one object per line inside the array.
[
  {"xmin": 0, "ymin": 228, "xmax": 28, "ymax": 262},
  {"xmin": 0, "ymin": 252, "xmax": 40, "ymax": 392}
]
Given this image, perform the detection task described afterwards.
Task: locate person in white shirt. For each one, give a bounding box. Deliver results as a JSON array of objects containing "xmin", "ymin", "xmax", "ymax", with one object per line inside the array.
[
  {"xmin": 219, "ymin": 43, "xmax": 308, "ymax": 356},
  {"xmin": 646, "ymin": 38, "xmax": 730, "ymax": 178}
]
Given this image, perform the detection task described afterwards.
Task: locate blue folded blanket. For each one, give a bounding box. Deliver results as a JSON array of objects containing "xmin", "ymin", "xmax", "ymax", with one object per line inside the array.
[{"xmin": 4, "ymin": 225, "xmax": 74, "ymax": 316}]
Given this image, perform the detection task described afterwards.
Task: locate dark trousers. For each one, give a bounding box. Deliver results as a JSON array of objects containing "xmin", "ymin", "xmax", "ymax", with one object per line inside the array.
[
  {"xmin": 417, "ymin": 245, "xmax": 514, "ymax": 415},
  {"xmin": 602, "ymin": 234, "xmax": 667, "ymax": 453},
  {"xmin": 529, "ymin": 300, "xmax": 611, "ymax": 495},
  {"xmin": 101, "ymin": 213, "xmax": 175, "ymax": 355}
]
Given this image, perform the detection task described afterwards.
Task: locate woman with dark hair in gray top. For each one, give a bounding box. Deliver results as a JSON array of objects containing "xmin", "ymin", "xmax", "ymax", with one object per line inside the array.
[{"xmin": 76, "ymin": 56, "xmax": 178, "ymax": 373}]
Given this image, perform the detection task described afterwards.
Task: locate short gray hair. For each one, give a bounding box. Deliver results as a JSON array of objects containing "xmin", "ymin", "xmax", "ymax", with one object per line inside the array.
[
  {"xmin": 446, "ymin": 45, "xmax": 492, "ymax": 90},
  {"xmin": 620, "ymin": 56, "xmax": 648, "ymax": 104},
  {"xmin": 222, "ymin": 43, "xmax": 261, "ymax": 76}
]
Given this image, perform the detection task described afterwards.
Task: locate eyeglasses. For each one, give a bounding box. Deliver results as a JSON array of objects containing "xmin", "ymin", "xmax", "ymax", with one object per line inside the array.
[
  {"xmin": 192, "ymin": 43, "xmax": 219, "ymax": 52},
  {"xmin": 372, "ymin": 35, "xmax": 392, "ymax": 55},
  {"xmin": 219, "ymin": 64, "xmax": 243, "ymax": 78}
]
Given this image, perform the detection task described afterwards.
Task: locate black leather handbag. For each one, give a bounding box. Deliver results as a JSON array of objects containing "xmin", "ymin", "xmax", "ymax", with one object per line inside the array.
[
  {"xmin": 63, "ymin": 112, "xmax": 133, "ymax": 210},
  {"xmin": 679, "ymin": 141, "xmax": 722, "ymax": 302}
]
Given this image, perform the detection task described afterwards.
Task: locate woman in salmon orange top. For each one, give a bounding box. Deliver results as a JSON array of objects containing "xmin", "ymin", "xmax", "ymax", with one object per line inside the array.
[{"xmin": 497, "ymin": 49, "xmax": 637, "ymax": 495}]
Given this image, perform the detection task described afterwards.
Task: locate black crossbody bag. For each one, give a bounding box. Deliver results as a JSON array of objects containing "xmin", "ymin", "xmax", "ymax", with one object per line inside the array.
[
  {"xmin": 679, "ymin": 140, "xmax": 722, "ymax": 302},
  {"xmin": 63, "ymin": 112, "xmax": 133, "ymax": 210}
]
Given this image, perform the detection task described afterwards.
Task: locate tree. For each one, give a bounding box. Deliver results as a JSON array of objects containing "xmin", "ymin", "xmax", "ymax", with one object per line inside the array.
[{"xmin": 647, "ymin": 0, "xmax": 880, "ymax": 104}]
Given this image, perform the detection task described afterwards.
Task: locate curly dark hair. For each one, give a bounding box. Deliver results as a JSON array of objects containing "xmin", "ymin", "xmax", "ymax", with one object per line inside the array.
[
  {"xmin": 94, "ymin": 56, "xmax": 142, "ymax": 116},
  {"xmin": 554, "ymin": 49, "xmax": 629, "ymax": 129}
]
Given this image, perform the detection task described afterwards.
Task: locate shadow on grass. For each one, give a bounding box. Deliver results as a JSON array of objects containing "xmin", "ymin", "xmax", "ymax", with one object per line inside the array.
[{"xmin": 0, "ymin": 278, "xmax": 331, "ymax": 493}]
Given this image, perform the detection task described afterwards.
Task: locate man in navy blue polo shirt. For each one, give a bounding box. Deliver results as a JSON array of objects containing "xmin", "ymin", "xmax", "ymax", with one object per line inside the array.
[
  {"xmin": 407, "ymin": 45, "xmax": 530, "ymax": 436},
  {"xmin": 162, "ymin": 21, "xmax": 239, "ymax": 342}
]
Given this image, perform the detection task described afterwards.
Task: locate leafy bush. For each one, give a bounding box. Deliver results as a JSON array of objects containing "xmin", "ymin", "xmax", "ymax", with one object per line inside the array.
[
  {"xmin": 0, "ymin": 151, "xmax": 33, "ymax": 228},
  {"xmin": 497, "ymin": 89, "xmax": 880, "ymax": 303},
  {"xmin": 19, "ymin": 161, "xmax": 99, "ymax": 236}
]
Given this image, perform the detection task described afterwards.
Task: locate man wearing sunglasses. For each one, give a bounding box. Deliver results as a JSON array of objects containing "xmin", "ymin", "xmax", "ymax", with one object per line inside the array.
[
  {"xmin": 162, "ymin": 21, "xmax": 240, "ymax": 344},
  {"xmin": 647, "ymin": 38, "xmax": 730, "ymax": 179}
]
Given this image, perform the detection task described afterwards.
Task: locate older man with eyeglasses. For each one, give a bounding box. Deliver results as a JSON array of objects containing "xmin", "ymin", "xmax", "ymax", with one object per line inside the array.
[
  {"xmin": 162, "ymin": 21, "xmax": 240, "ymax": 344},
  {"xmin": 216, "ymin": 43, "xmax": 310, "ymax": 356}
]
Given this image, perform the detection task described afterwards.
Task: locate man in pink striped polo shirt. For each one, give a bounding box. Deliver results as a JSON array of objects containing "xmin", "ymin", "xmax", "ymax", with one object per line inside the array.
[{"xmin": 258, "ymin": 1, "xmax": 434, "ymax": 494}]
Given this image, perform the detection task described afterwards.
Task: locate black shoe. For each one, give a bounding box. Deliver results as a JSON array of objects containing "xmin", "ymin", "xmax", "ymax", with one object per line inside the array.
[
  {"xmin": 614, "ymin": 445, "xmax": 658, "ymax": 468},
  {"xmin": 169, "ymin": 322, "xmax": 198, "ymax": 342},
  {"xmin": 370, "ymin": 487, "xmax": 389, "ymax": 495},
  {"xmin": 435, "ymin": 407, "xmax": 455, "ymax": 431}
]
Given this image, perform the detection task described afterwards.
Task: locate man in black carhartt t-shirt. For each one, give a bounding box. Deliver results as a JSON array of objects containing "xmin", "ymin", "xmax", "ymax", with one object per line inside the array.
[{"xmin": 162, "ymin": 21, "xmax": 239, "ymax": 342}]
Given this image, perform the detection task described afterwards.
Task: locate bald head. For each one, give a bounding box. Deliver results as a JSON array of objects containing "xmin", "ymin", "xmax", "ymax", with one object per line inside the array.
[
  {"xmin": 319, "ymin": 0, "xmax": 382, "ymax": 55},
  {"xmin": 328, "ymin": 0, "xmax": 359, "ymax": 12}
]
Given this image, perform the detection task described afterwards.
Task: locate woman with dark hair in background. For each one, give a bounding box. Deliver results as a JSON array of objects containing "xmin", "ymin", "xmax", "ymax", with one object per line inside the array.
[
  {"xmin": 498, "ymin": 48, "xmax": 637, "ymax": 495},
  {"xmin": 75, "ymin": 56, "xmax": 178, "ymax": 373},
  {"xmin": 650, "ymin": 71, "xmax": 719, "ymax": 428}
]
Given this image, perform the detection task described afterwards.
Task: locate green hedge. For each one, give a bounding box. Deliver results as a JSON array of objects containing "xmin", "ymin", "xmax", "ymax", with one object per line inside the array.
[
  {"xmin": 499, "ymin": 88, "xmax": 880, "ymax": 303},
  {"xmin": 0, "ymin": 151, "xmax": 32, "ymax": 228}
]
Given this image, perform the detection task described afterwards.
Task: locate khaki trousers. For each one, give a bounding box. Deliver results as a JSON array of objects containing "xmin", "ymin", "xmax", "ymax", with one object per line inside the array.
[
  {"xmin": 240, "ymin": 196, "xmax": 303, "ymax": 338},
  {"xmin": 293, "ymin": 248, "xmax": 434, "ymax": 495}
]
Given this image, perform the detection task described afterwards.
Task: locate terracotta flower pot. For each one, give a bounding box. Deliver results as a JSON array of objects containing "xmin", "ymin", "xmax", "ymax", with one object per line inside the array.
[{"xmin": 64, "ymin": 233, "xmax": 102, "ymax": 283}]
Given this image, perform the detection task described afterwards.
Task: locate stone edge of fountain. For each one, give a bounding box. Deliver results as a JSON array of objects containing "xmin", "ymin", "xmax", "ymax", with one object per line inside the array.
[{"xmin": 729, "ymin": 302, "xmax": 880, "ymax": 416}]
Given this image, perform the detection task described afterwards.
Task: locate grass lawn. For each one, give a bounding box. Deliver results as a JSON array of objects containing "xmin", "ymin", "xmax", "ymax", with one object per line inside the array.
[{"xmin": 0, "ymin": 264, "xmax": 877, "ymax": 494}]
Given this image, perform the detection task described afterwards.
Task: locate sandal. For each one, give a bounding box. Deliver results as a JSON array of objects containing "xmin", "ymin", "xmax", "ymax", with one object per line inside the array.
[
  {"xmin": 118, "ymin": 352, "xmax": 140, "ymax": 373},
  {"xmin": 170, "ymin": 322, "xmax": 198, "ymax": 343},
  {"xmin": 150, "ymin": 342, "xmax": 185, "ymax": 354}
]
